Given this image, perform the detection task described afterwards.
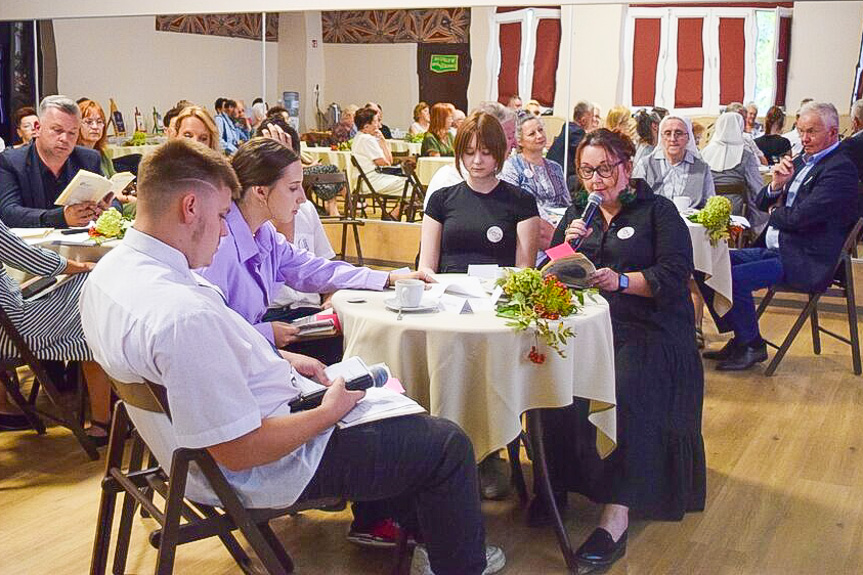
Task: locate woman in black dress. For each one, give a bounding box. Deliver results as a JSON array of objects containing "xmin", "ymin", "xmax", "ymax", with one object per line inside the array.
[{"xmin": 541, "ymin": 129, "xmax": 706, "ymax": 571}]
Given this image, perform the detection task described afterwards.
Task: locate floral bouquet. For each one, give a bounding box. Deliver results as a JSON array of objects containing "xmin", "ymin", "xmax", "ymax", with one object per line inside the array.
[
  {"xmin": 495, "ymin": 268, "xmax": 583, "ymax": 364},
  {"xmin": 687, "ymin": 195, "xmax": 743, "ymax": 246},
  {"xmin": 89, "ymin": 207, "xmax": 132, "ymax": 244},
  {"xmin": 404, "ymin": 132, "xmax": 425, "ymax": 144}
]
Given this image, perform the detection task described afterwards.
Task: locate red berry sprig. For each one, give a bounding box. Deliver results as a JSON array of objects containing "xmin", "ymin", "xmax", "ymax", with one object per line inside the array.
[{"xmin": 528, "ymin": 345, "xmax": 546, "ymax": 364}]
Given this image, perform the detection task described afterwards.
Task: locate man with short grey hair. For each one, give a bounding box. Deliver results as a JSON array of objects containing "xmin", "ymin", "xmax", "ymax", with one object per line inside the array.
[
  {"xmin": 701, "ymin": 101, "xmax": 858, "ymax": 370},
  {"xmin": 0, "ymin": 94, "xmax": 106, "ymax": 227}
]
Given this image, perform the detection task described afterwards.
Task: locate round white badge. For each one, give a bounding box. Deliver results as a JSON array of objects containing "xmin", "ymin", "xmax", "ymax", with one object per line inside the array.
[
  {"xmin": 486, "ymin": 225, "xmax": 504, "ymax": 243},
  {"xmin": 617, "ymin": 226, "xmax": 635, "ymax": 240},
  {"xmin": 523, "ymin": 168, "xmax": 534, "ymax": 178}
]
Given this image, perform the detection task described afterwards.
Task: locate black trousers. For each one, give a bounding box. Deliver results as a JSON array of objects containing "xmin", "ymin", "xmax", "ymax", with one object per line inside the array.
[{"xmin": 297, "ymin": 414, "xmax": 487, "ymax": 575}]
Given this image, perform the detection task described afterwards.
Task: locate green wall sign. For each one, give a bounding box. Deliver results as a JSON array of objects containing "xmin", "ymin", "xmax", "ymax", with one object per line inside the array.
[{"xmin": 430, "ymin": 54, "xmax": 458, "ymax": 73}]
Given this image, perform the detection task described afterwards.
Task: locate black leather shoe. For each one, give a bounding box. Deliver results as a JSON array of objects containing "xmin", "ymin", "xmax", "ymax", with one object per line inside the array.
[
  {"xmin": 702, "ymin": 338, "xmax": 740, "ymax": 360},
  {"xmin": 575, "ymin": 527, "xmax": 627, "ymax": 571},
  {"xmin": 716, "ymin": 341, "xmax": 768, "ymax": 371}
]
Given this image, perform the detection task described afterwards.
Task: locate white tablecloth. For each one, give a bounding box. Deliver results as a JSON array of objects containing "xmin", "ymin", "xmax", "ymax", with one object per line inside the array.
[
  {"xmin": 387, "ymin": 140, "xmax": 422, "ymax": 155},
  {"xmin": 416, "ymin": 157, "xmax": 455, "ymax": 186},
  {"xmin": 302, "ymin": 147, "xmax": 355, "ymax": 182},
  {"xmin": 686, "ymin": 219, "xmax": 733, "ymax": 315},
  {"xmin": 332, "ymin": 280, "xmax": 617, "ymax": 461},
  {"xmin": 103, "ymin": 144, "xmax": 162, "ymax": 160}
]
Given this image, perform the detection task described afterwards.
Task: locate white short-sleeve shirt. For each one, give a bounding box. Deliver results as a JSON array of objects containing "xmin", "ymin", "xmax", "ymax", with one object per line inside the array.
[
  {"xmin": 351, "ymin": 132, "xmax": 385, "ymax": 175},
  {"xmin": 80, "ymin": 228, "xmax": 333, "ymax": 508}
]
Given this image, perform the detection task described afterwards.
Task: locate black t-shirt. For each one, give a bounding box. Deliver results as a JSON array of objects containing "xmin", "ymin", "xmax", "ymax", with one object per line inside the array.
[
  {"xmin": 755, "ymin": 134, "xmax": 792, "ymax": 165},
  {"xmin": 425, "ymin": 180, "xmax": 539, "ymax": 272}
]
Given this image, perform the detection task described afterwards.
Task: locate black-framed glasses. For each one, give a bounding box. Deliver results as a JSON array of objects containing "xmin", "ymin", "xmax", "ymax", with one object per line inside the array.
[{"xmin": 578, "ymin": 161, "xmax": 622, "ymax": 180}]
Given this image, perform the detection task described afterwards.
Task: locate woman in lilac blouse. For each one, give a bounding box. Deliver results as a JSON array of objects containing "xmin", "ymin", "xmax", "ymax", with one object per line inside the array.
[{"xmin": 201, "ymin": 137, "xmax": 429, "ymax": 350}]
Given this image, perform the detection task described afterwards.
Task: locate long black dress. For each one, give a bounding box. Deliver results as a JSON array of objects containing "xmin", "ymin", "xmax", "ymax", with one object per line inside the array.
[{"xmin": 543, "ymin": 179, "xmax": 706, "ymax": 520}]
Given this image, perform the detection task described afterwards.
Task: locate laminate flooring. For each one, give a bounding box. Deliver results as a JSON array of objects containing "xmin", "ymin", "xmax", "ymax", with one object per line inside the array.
[{"xmin": 2, "ymin": 304, "xmax": 862, "ymax": 574}]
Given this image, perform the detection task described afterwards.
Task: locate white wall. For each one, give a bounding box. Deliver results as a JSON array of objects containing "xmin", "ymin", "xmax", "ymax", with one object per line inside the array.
[
  {"xmin": 786, "ymin": 1, "xmax": 863, "ymax": 113},
  {"xmin": 322, "ymin": 43, "xmax": 418, "ymax": 132},
  {"xmin": 53, "ymin": 16, "xmax": 278, "ymax": 130}
]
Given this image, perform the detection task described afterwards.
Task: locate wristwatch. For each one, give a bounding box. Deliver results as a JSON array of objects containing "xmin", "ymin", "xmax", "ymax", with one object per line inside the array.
[{"xmin": 617, "ymin": 273, "xmax": 629, "ymax": 293}]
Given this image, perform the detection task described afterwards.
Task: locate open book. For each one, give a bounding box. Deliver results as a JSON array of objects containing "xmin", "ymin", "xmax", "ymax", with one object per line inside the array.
[
  {"xmin": 292, "ymin": 357, "xmax": 425, "ymax": 429},
  {"xmin": 54, "ymin": 170, "xmax": 135, "ymax": 206},
  {"xmin": 540, "ymin": 252, "xmax": 597, "ymax": 289}
]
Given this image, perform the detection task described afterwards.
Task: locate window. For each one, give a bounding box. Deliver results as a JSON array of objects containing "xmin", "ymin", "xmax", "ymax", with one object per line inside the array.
[
  {"xmin": 488, "ymin": 7, "xmax": 561, "ymax": 108},
  {"xmin": 624, "ymin": 5, "xmax": 792, "ymax": 114}
]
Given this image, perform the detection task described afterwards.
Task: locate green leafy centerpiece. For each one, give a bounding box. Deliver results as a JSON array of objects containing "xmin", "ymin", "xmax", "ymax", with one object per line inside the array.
[
  {"xmin": 495, "ymin": 268, "xmax": 581, "ymax": 364},
  {"xmin": 122, "ymin": 131, "xmax": 148, "ymax": 147},
  {"xmin": 404, "ymin": 132, "xmax": 425, "ymax": 144},
  {"xmin": 687, "ymin": 195, "xmax": 740, "ymax": 246},
  {"xmin": 89, "ymin": 207, "xmax": 132, "ymax": 244}
]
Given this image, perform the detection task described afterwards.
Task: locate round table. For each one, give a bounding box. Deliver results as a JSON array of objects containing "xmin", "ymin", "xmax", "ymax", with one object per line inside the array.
[
  {"xmin": 103, "ymin": 143, "xmax": 162, "ymax": 160},
  {"xmin": 302, "ymin": 146, "xmax": 355, "ymax": 182},
  {"xmin": 387, "ymin": 140, "xmax": 422, "ymax": 155},
  {"xmin": 685, "ymin": 219, "xmax": 733, "ymax": 315},
  {"xmin": 331, "ymin": 280, "xmax": 617, "ymax": 462},
  {"xmin": 416, "ymin": 157, "xmax": 455, "ymax": 186}
]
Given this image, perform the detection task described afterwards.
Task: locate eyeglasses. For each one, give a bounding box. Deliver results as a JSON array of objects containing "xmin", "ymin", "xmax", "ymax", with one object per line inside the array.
[
  {"xmin": 82, "ymin": 119, "xmax": 105, "ymax": 127},
  {"xmin": 578, "ymin": 161, "xmax": 622, "ymax": 180},
  {"xmin": 661, "ymin": 130, "xmax": 687, "ymax": 140}
]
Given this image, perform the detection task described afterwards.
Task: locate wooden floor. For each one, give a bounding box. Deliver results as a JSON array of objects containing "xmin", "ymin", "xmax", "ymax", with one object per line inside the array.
[{"xmin": 2, "ymin": 303, "xmax": 863, "ymax": 574}]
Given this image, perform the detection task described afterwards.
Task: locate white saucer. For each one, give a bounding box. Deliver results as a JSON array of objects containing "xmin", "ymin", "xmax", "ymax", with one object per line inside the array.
[{"xmin": 384, "ymin": 297, "xmax": 439, "ymax": 313}]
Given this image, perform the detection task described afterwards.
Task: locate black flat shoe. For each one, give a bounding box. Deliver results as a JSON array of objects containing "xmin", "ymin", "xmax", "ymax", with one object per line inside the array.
[
  {"xmin": 702, "ymin": 338, "xmax": 740, "ymax": 360},
  {"xmin": 716, "ymin": 341, "xmax": 768, "ymax": 371},
  {"xmin": 0, "ymin": 412, "xmax": 31, "ymax": 431},
  {"xmin": 575, "ymin": 528, "xmax": 627, "ymax": 571}
]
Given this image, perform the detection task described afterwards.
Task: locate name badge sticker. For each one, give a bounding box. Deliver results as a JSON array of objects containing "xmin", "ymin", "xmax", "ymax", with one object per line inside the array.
[
  {"xmin": 617, "ymin": 226, "xmax": 635, "ymax": 240},
  {"xmin": 487, "ymin": 225, "xmax": 504, "ymax": 243}
]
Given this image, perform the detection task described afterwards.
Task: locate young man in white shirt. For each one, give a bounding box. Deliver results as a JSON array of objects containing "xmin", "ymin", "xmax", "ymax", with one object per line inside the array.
[{"xmin": 79, "ymin": 138, "xmax": 503, "ymax": 575}]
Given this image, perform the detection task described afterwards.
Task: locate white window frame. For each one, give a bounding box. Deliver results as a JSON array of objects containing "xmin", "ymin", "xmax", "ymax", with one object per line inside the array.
[
  {"xmin": 852, "ymin": 25, "xmax": 863, "ymax": 107},
  {"xmin": 486, "ymin": 7, "xmax": 562, "ymax": 104},
  {"xmin": 623, "ymin": 6, "xmax": 792, "ymax": 115}
]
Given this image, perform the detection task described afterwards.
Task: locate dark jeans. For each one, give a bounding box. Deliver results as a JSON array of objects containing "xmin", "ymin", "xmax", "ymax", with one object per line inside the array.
[
  {"xmin": 297, "ymin": 414, "xmax": 487, "ymax": 575},
  {"xmin": 703, "ymin": 248, "xmax": 785, "ymax": 343},
  {"xmin": 261, "ymin": 306, "xmax": 344, "ymax": 366}
]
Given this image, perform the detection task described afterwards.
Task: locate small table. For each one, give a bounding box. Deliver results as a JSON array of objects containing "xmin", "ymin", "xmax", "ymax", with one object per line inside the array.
[
  {"xmin": 685, "ymin": 219, "xmax": 734, "ymax": 315},
  {"xmin": 416, "ymin": 157, "xmax": 455, "ymax": 186},
  {"xmin": 103, "ymin": 143, "xmax": 162, "ymax": 160},
  {"xmin": 332, "ymin": 278, "xmax": 618, "ymax": 571},
  {"xmin": 302, "ymin": 146, "xmax": 355, "ymax": 182},
  {"xmin": 387, "ymin": 140, "xmax": 422, "ymax": 155}
]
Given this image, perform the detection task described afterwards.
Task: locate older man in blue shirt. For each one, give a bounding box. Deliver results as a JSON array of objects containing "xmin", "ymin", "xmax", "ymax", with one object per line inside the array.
[{"xmin": 702, "ymin": 102, "xmax": 859, "ymax": 371}]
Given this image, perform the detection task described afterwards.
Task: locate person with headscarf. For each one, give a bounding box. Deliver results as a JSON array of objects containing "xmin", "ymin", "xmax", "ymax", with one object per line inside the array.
[
  {"xmin": 633, "ymin": 115, "xmax": 715, "ymax": 209},
  {"xmin": 701, "ymin": 112, "xmax": 768, "ymax": 235}
]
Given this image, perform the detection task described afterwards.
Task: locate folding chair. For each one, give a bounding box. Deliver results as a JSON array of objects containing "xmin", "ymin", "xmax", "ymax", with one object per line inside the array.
[
  {"xmin": 755, "ymin": 218, "xmax": 863, "ymax": 376},
  {"xmin": 0, "ymin": 305, "xmax": 98, "ymax": 460},
  {"xmin": 92, "ymin": 378, "xmax": 405, "ymax": 575},
  {"xmin": 302, "ymin": 171, "xmax": 365, "ymax": 265},
  {"xmin": 399, "ymin": 161, "xmax": 426, "ymax": 223},
  {"xmin": 350, "ymin": 156, "xmax": 406, "ymax": 221}
]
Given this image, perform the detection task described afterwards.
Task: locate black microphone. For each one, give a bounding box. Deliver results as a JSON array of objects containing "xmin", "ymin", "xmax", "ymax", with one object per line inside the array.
[
  {"xmin": 569, "ymin": 192, "xmax": 603, "ymax": 250},
  {"xmin": 288, "ymin": 364, "xmax": 389, "ymax": 412}
]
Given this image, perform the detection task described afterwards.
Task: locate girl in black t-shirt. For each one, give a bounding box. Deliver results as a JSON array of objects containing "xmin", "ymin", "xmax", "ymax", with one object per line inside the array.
[
  {"xmin": 419, "ymin": 111, "xmax": 539, "ymax": 274},
  {"xmin": 755, "ymin": 106, "xmax": 793, "ymax": 165}
]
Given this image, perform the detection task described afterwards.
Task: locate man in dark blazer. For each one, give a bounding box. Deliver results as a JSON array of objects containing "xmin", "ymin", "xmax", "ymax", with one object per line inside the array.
[
  {"xmin": 0, "ymin": 95, "xmax": 104, "ymax": 228},
  {"xmin": 702, "ymin": 102, "xmax": 859, "ymax": 370},
  {"xmin": 840, "ymin": 98, "xmax": 863, "ymax": 217}
]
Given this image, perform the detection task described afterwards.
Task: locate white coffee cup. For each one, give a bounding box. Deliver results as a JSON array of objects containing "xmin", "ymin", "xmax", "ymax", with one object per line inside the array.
[
  {"xmin": 673, "ymin": 196, "xmax": 691, "ymax": 212},
  {"xmin": 395, "ymin": 279, "xmax": 424, "ymax": 308}
]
